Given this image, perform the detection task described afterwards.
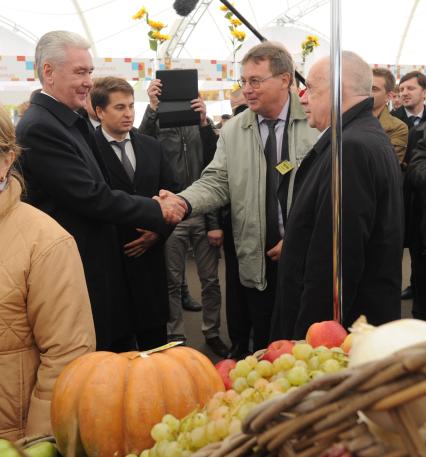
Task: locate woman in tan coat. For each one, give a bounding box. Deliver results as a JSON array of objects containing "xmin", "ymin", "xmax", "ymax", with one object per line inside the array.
[{"xmin": 0, "ymin": 105, "xmax": 96, "ymax": 440}]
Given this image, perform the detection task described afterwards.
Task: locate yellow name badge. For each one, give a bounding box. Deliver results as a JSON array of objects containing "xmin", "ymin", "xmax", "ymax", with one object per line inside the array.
[{"xmin": 275, "ymin": 160, "xmax": 295, "ymax": 175}]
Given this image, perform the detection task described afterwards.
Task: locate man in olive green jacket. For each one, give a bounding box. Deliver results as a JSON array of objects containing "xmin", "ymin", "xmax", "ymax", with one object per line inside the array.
[
  {"xmin": 372, "ymin": 68, "xmax": 408, "ymax": 163},
  {"xmin": 163, "ymin": 42, "xmax": 318, "ymax": 350}
]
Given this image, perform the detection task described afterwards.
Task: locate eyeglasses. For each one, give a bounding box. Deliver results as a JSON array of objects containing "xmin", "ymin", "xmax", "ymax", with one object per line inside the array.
[{"xmin": 237, "ymin": 74, "xmax": 278, "ymax": 89}]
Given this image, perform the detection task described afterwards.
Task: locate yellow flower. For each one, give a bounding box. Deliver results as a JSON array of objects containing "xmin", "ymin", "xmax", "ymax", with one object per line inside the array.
[
  {"xmin": 151, "ymin": 31, "xmax": 170, "ymax": 41},
  {"xmin": 231, "ymin": 83, "xmax": 240, "ymax": 92},
  {"xmin": 132, "ymin": 6, "xmax": 147, "ymax": 20},
  {"xmin": 229, "ymin": 18, "xmax": 242, "ymax": 27},
  {"xmin": 148, "ymin": 19, "xmax": 166, "ymax": 30},
  {"xmin": 231, "ymin": 29, "xmax": 246, "ymax": 41},
  {"xmin": 220, "ymin": 4, "xmax": 229, "ymax": 11}
]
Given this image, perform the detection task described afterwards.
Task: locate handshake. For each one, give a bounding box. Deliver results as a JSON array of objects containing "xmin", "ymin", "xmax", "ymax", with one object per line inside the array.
[{"xmin": 153, "ymin": 190, "xmax": 188, "ymax": 225}]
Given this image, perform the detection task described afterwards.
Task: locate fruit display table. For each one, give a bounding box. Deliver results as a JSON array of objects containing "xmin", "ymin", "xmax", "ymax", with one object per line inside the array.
[
  {"xmin": 9, "ymin": 319, "xmax": 426, "ymax": 457},
  {"xmin": 192, "ymin": 341, "xmax": 426, "ymax": 457}
]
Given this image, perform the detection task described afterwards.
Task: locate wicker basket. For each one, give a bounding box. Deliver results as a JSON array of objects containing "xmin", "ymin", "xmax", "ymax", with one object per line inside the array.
[{"xmin": 192, "ymin": 342, "xmax": 426, "ymax": 457}]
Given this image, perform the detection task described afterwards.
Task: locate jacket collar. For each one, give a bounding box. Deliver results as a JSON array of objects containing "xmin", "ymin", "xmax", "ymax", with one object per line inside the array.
[
  {"xmin": 313, "ymin": 97, "xmax": 374, "ymax": 155},
  {"xmin": 241, "ymin": 92, "xmax": 308, "ymax": 129},
  {"xmin": 0, "ymin": 177, "xmax": 22, "ymax": 220},
  {"xmin": 31, "ymin": 92, "xmax": 81, "ymax": 127},
  {"xmin": 378, "ymin": 104, "xmax": 391, "ymax": 122}
]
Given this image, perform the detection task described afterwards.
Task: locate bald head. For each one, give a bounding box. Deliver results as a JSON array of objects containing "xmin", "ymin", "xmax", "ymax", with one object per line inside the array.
[
  {"xmin": 300, "ymin": 51, "xmax": 372, "ymax": 131},
  {"xmin": 341, "ymin": 51, "xmax": 372, "ymax": 97}
]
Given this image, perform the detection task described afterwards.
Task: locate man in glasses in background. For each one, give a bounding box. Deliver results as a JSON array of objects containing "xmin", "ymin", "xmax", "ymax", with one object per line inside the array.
[{"xmin": 160, "ymin": 41, "xmax": 318, "ymax": 351}]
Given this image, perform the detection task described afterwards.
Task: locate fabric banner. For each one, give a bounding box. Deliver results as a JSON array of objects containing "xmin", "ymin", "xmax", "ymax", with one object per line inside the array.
[
  {"xmin": 0, "ymin": 55, "xmax": 425, "ymax": 82},
  {"xmin": 0, "ymin": 56, "xmax": 233, "ymax": 81}
]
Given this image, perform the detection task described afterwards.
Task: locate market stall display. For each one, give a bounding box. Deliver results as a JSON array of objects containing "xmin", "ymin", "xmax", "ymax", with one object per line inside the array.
[
  {"xmin": 50, "ymin": 346, "xmax": 224, "ymax": 457},
  {"xmin": 9, "ymin": 319, "xmax": 426, "ymax": 456},
  {"xmin": 190, "ymin": 332, "xmax": 426, "ymax": 456},
  {"xmin": 139, "ymin": 339, "xmax": 349, "ymax": 456}
]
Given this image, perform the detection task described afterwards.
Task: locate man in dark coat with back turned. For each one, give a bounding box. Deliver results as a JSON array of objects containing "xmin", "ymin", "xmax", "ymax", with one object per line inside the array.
[
  {"xmin": 271, "ymin": 51, "xmax": 403, "ymax": 340},
  {"xmin": 16, "ymin": 31, "xmax": 186, "ymax": 351}
]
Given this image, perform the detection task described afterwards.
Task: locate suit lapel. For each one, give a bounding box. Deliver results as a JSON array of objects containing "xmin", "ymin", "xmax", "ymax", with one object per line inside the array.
[
  {"xmin": 32, "ymin": 93, "xmax": 105, "ymax": 179},
  {"xmin": 94, "ymin": 128, "xmax": 134, "ymax": 191},
  {"xmin": 131, "ymin": 131, "xmax": 150, "ymax": 188}
]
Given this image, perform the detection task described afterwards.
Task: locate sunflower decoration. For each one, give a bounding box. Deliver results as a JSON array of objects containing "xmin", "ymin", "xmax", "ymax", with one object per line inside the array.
[
  {"xmin": 220, "ymin": 3, "xmax": 246, "ymax": 62},
  {"xmin": 301, "ymin": 34, "xmax": 320, "ymax": 63},
  {"xmin": 132, "ymin": 6, "xmax": 171, "ymax": 52}
]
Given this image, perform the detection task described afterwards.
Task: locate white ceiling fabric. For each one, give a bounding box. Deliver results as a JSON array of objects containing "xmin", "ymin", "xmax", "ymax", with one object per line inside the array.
[{"xmin": 0, "ymin": 0, "xmax": 424, "ymax": 65}]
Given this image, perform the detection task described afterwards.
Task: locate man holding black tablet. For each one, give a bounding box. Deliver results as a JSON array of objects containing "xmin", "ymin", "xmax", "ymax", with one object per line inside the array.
[{"xmin": 139, "ymin": 76, "xmax": 229, "ymax": 358}]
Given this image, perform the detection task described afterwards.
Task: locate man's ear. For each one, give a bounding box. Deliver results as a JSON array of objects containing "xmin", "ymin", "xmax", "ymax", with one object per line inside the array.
[
  {"xmin": 282, "ymin": 73, "xmax": 291, "ymax": 89},
  {"xmin": 95, "ymin": 106, "xmax": 104, "ymax": 121},
  {"xmin": 43, "ymin": 62, "xmax": 54, "ymax": 85}
]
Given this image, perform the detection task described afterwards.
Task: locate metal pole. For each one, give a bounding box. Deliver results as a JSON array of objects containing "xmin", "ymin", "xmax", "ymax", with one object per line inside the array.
[{"xmin": 330, "ymin": 0, "xmax": 343, "ymax": 323}]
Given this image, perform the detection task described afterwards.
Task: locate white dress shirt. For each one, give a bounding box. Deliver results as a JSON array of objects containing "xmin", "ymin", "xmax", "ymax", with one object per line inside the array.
[
  {"xmin": 101, "ymin": 128, "xmax": 136, "ymax": 170},
  {"xmin": 405, "ymin": 107, "xmax": 425, "ymax": 126},
  {"xmin": 257, "ymin": 97, "xmax": 290, "ymax": 238}
]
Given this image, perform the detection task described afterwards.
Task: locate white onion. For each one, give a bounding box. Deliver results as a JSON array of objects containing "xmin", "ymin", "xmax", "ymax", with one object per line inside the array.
[{"xmin": 349, "ymin": 318, "xmax": 426, "ymax": 431}]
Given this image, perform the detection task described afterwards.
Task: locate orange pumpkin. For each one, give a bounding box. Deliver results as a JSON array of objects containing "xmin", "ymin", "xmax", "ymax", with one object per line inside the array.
[{"xmin": 51, "ymin": 347, "xmax": 225, "ymax": 457}]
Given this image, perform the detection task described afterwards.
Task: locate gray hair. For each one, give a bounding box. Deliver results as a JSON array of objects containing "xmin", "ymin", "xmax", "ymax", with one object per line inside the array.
[
  {"xmin": 241, "ymin": 41, "xmax": 294, "ymax": 86},
  {"xmin": 35, "ymin": 31, "xmax": 90, "ymax": 84},
  {"xmin": 342, "ymin": 51, "xmax": 372, "ymax": 97}
]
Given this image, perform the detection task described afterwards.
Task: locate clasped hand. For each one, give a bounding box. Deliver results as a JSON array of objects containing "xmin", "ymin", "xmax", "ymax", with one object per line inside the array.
[
  {"xmin": 153, "ymin": 189, "xmax": 188, "ymax": 225},
  {"xmin": 124, "ymin": 229, "xmax": 159, "ymax": 258}
]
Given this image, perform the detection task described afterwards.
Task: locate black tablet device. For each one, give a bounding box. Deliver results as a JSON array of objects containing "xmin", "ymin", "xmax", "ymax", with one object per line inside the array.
[{"xmin": 156, "ymin": 69, "xmax": 200, "ymax": 128}]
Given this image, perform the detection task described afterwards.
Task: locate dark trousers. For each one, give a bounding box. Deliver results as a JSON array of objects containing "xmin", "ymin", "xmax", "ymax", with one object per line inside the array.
[
  {"xmin": 223, "ymin": 224, "xmax": 251, "ymax": 351},
  {"xmin": 412, "ymin": 250, "xmax": 426, "ymax": 319},
  {"xmin": 136, "ymin": 326, "xmax": 168, "ymax": 351},
  {"xmin": 243, "ymin": 258, "xmax": 278, "ymax": 352},
  {"xmin": 409, "ymin": 248, "xmax": 416, "ymax": 292},
  {"xmin": 108, "ymin": 326, "xmax": 167, "ymax": 353},
  {"xmin": 109, "ymin": 335, "xmax": 137, "ymax": 353}
]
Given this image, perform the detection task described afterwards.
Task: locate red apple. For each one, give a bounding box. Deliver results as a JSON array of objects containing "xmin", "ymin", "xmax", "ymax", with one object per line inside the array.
[
  {"xmin": 306, "ymin": 320, "xmax": 348, "ymax": 348},
  {"xmin": 215, "ymin": 359, "xmax": 236, "ymax": 390},
  {"xmin": 262, "ymin": 340, "xmax": 294, "ymax": 362}
]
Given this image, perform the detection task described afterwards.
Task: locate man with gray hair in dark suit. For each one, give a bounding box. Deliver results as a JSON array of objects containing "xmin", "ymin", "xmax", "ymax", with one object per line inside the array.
[{"xmin": 17, "ymin": 30, "xmax": 186, "ymax": 351}]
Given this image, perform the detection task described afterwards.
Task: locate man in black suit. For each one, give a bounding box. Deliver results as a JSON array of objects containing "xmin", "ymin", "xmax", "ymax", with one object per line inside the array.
[
  {"xmin": 271, "ymin": 51, "xmax": 403, "ymax": 339},
  {"xmin": 391, "ymin": 71, "xmax": 426, "ymax": 133},
  {"xmin": 91, "ymin": 76, "xmax": 180, "ymax": 350},
  {"xmin": 16, "ymin": 31, "xmax": 186, "ymax": 351},
  {"xmin": 391, "ymin": 71, "xmax": 426, "ymax": 301}
]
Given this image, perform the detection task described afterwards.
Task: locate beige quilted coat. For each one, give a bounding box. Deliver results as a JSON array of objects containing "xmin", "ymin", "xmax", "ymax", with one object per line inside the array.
[{"xmin": 0, "ymin": 177, "xmax": 95, "ymax": 440}]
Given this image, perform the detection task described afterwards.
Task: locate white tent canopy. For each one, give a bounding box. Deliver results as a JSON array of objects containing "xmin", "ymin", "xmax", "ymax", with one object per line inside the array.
[
  {"xmin": 1, "ymin": 0, "xmax": 425, "ymax": 116},
  {"xmin": 1, "ymin": 0, "xmax": 424, "ymax": 63}
]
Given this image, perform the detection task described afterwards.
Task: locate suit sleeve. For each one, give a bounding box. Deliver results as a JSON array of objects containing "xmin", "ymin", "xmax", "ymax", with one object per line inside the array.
[
  {"xmin": 18, "ymin": 119, "xmax": 170, "ymax": 235},
  {"xmin": 25, "ymin": 236, "xmax": 96, "ymax": 437}
]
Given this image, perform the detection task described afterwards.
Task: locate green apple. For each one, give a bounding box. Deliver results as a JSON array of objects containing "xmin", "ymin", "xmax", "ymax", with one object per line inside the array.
[{"xmin": 25, "ymin": 442, "xmax": 57, "ymax": 457}]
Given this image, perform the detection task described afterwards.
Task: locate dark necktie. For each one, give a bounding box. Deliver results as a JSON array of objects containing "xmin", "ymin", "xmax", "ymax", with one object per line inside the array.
[
  {"xmin": 409, "ymin": 116, "xmax": 421, "ymax": 128},
  {"xmin": 110, "ymin": 139, "xmax": 134, "ymax": 180},
  {"xmin": 263, "ymin": 119, "xmax": 281, "ymax": 250}
]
